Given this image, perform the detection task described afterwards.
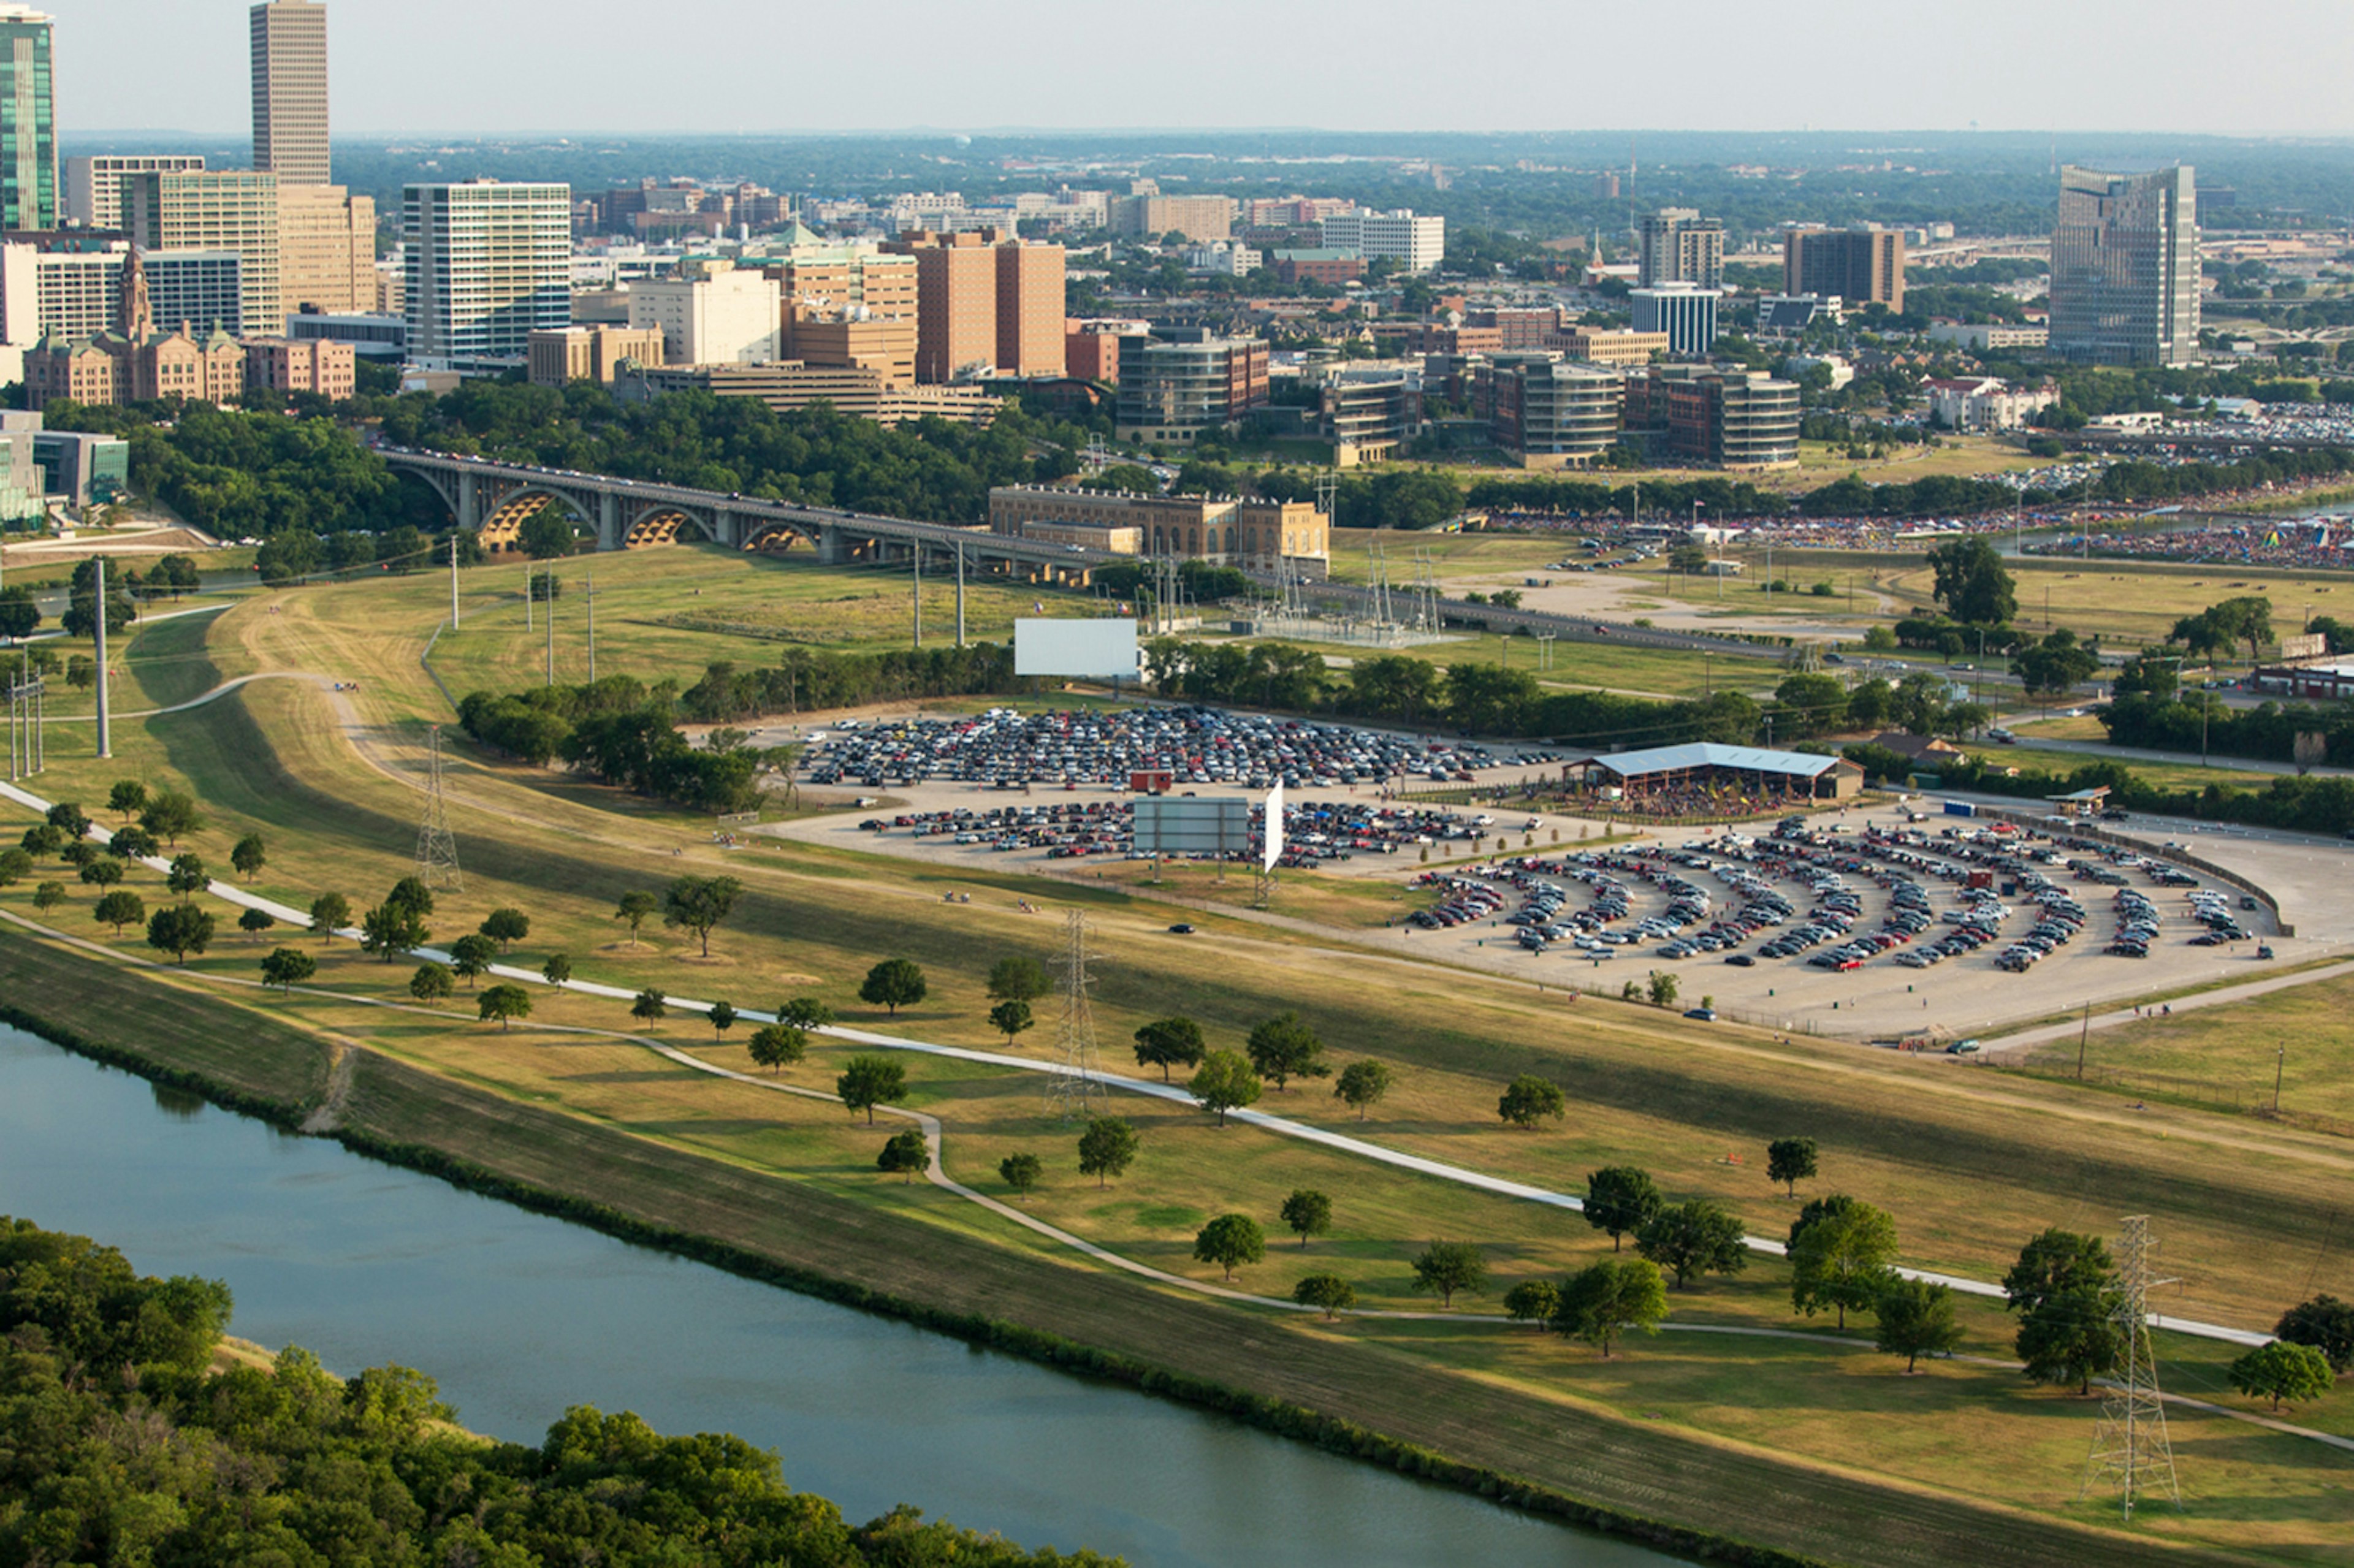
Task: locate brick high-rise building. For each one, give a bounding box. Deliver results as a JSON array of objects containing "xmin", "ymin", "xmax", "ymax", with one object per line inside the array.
[
  {"xmin": 1781, "ymin": 226, "xmax": 1905, "ymax": 313},
  {"xmin": 994, "ymin": 240, "xmax": 1065, "ymax": 377},
  {"xmin": 886, "ymin": 229, "xmax": 1064, "ymax": 383},
  {"xmin": 251, "ymin": 1, "xmax": 330, "ymax": 186}
]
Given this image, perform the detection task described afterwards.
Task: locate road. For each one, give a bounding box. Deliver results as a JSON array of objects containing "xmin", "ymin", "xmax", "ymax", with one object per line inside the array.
[{"xmin": 2007, "ymin": 732, "xmax": 2354, "ymax": 780}]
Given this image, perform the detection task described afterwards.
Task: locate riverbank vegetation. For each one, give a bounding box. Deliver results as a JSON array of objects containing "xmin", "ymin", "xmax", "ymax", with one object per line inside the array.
[{"xmin": 0, "ymin": 1216, "xmax": 1113, "ymax": 1566}]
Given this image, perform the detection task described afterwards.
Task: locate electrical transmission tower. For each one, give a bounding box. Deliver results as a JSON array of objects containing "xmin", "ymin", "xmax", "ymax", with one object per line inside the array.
[
  {"xmin": 414, "ymin": 725, "xmax": 464, "ymax": 892},
  {"xmin": 2079, "ymin": 1216, "xmax": 2181, "ymax": 1520},
  {"xmin": 1046, "ymin": 909, "xmax": 1108, "ymax": 1120}
]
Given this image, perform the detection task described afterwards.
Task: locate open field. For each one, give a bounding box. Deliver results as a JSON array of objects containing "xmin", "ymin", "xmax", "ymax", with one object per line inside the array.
[
  {"xmin": 1791, "ymin": 435, "xmax": 2041, "ymax": 483},
  {"xmin": 4, "ymin": 545, "xmax": 2352, "ymax": 1561}
]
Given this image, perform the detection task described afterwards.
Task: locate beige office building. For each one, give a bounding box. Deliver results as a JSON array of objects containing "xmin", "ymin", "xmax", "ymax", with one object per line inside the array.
[
  {"xmin": 764, "ymin": 248, "xmax": 918, "ymax": 318},
  {"xmin": 121, "ymin": 169, "xmax": 281, "ymax": 337},
  {"xmin": 781, "ymin": 312, "xmax": 915, "ymax": 389},
  {"xmin": 1110, "ymin": 194, "xmax": 1235, "ymax": 243},
  {"xmin": 627, "ymin": 258, "xmax": 782, "ymax": 365},
  {"xmin": 1548, "ymin": 327, "xmax": 1671, "ymax": 366},
  {"xmin": 251, "ymin": 0, "xmax": 330, "ymax": 186},
  {"xmin": 994, "ymin": 241, "xmax": 1065, "ymax": 377},
  {"xmin": 622, "ymin": 362, "xmax": 999, "ymax": 426},
  {"xmin": 278, "ymin": 183, "xmax": 373, "ymax": 316},
  {"xmin": 988, "ymin": 487, "xmax": 1327, "ymax": 573},
  {"xmin": 528, "ymin": 324, "xmax": 665, "ymax": 387}
]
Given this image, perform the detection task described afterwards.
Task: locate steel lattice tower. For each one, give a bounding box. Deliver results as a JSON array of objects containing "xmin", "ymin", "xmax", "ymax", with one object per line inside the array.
[
  {"xmin": 414, "ymin": 725, "xmax": 463, "ymax": 892},
  {"xmin": 2080, "ymin": 1216, "xmax": 2181, "ymax": 1519},
  {"xmin": 1046, "ymin": 910, "xmax": 1107, "ymax": 1120}
]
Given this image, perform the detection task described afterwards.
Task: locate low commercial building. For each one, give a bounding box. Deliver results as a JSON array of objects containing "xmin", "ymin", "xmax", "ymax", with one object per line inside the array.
[
  {"xmin": 1623, "ymin": 366, "xmax": 1800, "ymax": 469},
  {"xmin": 1115, "ymin": 334, "xmax": 1270, "ymax": 443},
  {"xmin": 1568, "ymin": 741, "xmax": 1864, "ymax": 804},
  {"xmin": 1927, "ymin": 321, "xmax": 2049, "ymax": 352},
  {"xmin": 289, "ymin": 310, "xmax": 406, "ymax": 359},
  {"xmin": 1065, "ymin": 320, "xmax": 1141, "ymax": 383},
  {"xmin": 1924, "ymin": 375, "xmax": 2057, "ymax": 432},
  {"xmin": 1319, "ymin": 209, "xmax": 1446, "ymax": 273},
  {"xmin": 1547, "ymin": 326, "xmax": 1669, "ymax": 366},
  {"xmin": 779, "ymin": 311, "xmax": 915, "ymax": 389},
  {"xmin": 1110, "ymin": 193, "xmax": 1236, "ymax": 242},
  {"xmin": 35, "ymin": 428, "xmax": 130, "ymax": 505},
  {"xmin": 527, "ymin": 324, "xmax": 665, "ymax": 386},
  {"xmin": 618, "ymin": 362, "xmax": 999, "ymax": 426},
  {"xmin": 628, "ymin": 258, "xmax": 782, "ymax": 365},
  {"xmin": 242, "ymin": 335, "xmax": 356, "ymax": 399},
  {"xmin": 1270, "ymin": 248, "xmax": 1363, "ymax": 287},
  {"xmin": 1754, "ymin": 294, "xmax": 1843, "ymax": 335},
  {"xmin": 1184, "ymin": 242, "xmax": 1260, "ymax": 276},
  {"xmin": 989, "ymin": 484, "xmax": 1328, "ymax": 573},
  {"xmin": 1472, "ymin": 352, "xmax": 1625, "ymax": 469}
]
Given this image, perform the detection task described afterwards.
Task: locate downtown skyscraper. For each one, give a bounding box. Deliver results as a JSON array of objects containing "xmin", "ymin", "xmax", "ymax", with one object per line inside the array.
[
  {"xmin": 0, "ymin": 5, "xmax": 55, "ymax": 230},
  {"xmin": 2049, "ymin": 165, "xmax": 2200, "ymax": 368},
  {"xmin": 251, "ymin": 0, "xmax": 330, "ymax": 186}
]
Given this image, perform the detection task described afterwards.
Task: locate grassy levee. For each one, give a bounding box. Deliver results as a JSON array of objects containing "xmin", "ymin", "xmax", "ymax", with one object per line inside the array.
[{"xmin": 0, "ymin": 927, "xmax": 2271, "ymax": 1568}]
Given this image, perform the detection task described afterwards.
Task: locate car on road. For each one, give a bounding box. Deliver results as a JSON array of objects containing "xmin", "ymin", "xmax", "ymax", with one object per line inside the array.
[
  {"xmin": 1723, "ymin": 953, "xmax": 1756, "ymax": 967},
  {"xmin": 1167, "ymin": 923, "xmax": 1196, "ymax": 935},
  {"xmin": 1683, "ymin": 1007, "xmax": 1717, "ymax": 1021}
]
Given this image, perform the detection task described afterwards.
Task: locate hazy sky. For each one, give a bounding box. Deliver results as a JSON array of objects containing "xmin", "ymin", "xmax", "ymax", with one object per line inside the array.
[{"xmin": 72, "ymin": 0, "xmax": 2354, "ymax": 138}]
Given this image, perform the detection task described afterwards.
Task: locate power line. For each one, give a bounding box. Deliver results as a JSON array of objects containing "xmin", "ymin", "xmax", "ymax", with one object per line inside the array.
[
  {"xmin": 2079, "ymin": 1215, "xmax": 2182, "ymax": 1520},
  {"xmin": 414, "ymin": 725, "xmax": 463, "ymax": 893},
  {"xmin": 1046, "ymin": 909, "xmax": 1107, "ymax": 1121}
]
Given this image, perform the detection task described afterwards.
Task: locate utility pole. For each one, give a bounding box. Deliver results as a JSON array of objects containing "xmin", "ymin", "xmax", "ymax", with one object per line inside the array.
[
  {"xmin": 449, "ymin": 534, "xmax": 462, "ymax": 630},
  {"xmin": 955, "ymin": 542, "xmax": 966, "ymax": 648},
  {"xmin": 525, "ymin": 555, "xmax": 533, "ymax": 632},
  {"xmin": 2077, "ymin": 999, "xmax": 2091, "ymax": 1080},
  {"xmin": 2274, "ymin": 1042, "xmax": 2287, "ymax": 1114},
  {"xmin": 586, "ymin": 573, "xmax": 596, "ymax": 683},
  {"xmin": 92, "ymin": 557, "xmax": 110, "ymax": 759},
  {"xmin": 912, "ymin": 545, "xmax": 922, "ymax": 649},
  {"xmin": 544, "ymin": 562, "xmax": 554, "ymax": 687}
]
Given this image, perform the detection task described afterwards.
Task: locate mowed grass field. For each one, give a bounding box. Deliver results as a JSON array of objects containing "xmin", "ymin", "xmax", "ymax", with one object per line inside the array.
[{"xmin": 4, "ymin": 552, "xmax": 2352, "ymax": 1560}]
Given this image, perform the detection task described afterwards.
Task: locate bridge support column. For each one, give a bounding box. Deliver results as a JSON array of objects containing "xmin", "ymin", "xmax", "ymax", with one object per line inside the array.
[
  {"xmin": 597, "ymin": 493, "xmax": 621, "ymax": 552},
  {"xmin": 457, "ymin": 471, "xmax": 479, "ymax": 531}
]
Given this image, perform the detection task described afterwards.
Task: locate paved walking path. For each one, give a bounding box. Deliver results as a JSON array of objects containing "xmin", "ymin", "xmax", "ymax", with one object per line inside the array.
[
  {"xmin": 1985, "ymin": 961, "xmax": 2354, "ymax": 1058},
  {"xmin": 0, "ymin": 769, "xmax": 2275, "ymax": 1350}
]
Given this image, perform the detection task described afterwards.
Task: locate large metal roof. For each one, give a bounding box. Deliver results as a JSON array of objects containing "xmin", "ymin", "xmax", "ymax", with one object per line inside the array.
[{"xmin": 1580, "ymin": 742, "xmax": 1852, "ymax": 780}]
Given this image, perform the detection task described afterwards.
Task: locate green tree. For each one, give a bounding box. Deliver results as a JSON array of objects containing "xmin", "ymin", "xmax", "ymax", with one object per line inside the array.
[
  {"xmin": 1333, "ymin": 1058, "xmax": 1395, "ymax": 1121},
  {"xmin": 2004, "ymin": 1228, "xmax": 2122, "ymax": 1395},
  {"xmin": 238, "ymin": 906, "xmax": 276, "ymax": 935},
  {"xmin": 631, "ymin": 987, "xmax": 667, "ymax": 1024},
  {"xmin": 230, "ymin": 833, "xmax": 267, "ymax": 881},
  {"xmin": 1076, "ymin": 1116, "xmax": 1139, "ymax": 1188},
  {"xmin": 31, "ymin": 880, "xmax": 64, "ymax": 912},
  {"xmin": 165, "ymin": 853, "xmax": 207, "ymax": 902},
  {"xmin": 519, "ymin": 504, "xmax": 577, "ymax": 560},
  {"xmin": 778, "ymin": 996, "xmax": 834, "ymax": 1032},
  {"xmin": 1582, "ymin": 1166, "xmax": 1664, "ymax": 1252},
  {"xmin": 1924, "ymin": 536, "xmax": 2016, "ymax": 625},
  {"xmin": 1646, "ymin": 970, "xmax": 1680, "ymax": 1008},
  {"xmin": 1132, "ymin": 1014, "xmax": 1206, "ymax": 1081},
  {"xmin": 0, "ymin": 846, "xmax": 32, "ymax": 886},
  {"xmin": 1410, "ymin": 1241, "xmax": 1488, "ymax": 1309},
  {"xmin": 1279, "ymin": 1189, "xmax": 1332, "ymax": 1249},
  {"xmin": 988, "ymin": 998, "xmax": 1034, "ymax": 1044},
  {"xmin": 259, "ymin": 946, "xmax": 316, "ymax": 994},
  {"xmin": 707, "ymin": 999, "xmax": 737, "ymax": 1037},
  {"xmin": 998, "ymin": 1151, "xmax": 1043, "ymax": 1201},
  {"xmin": 541, "ymin": 953, "xmax": 573, "ymax": 985},
  {"xmin": 1637, "ymin": 1200, "xmax": 1750, "ymax": 1290},
  {"xmin": 386, "ymin": 875, "xmax": 435, "ymax": 918},
  {"xmin": 478, "ymin": 984, "xmax": 534, "ymax": 1030},
  {"xmin": 1789, "ymin": 1198, "xmax": 1899, "ymax": 1328},
  {"xmin": 747, "ymin": 1023, "xmax": 805, "ymax": 1074},
  {"xmin": 107, "ymin": 779, "xmax": 147, "ymax": 820},
  {"xmin": 1188, "ymin": 1049, "xmax": 1262, "ymax": 1127},
  {"xmin": 986, "ymin": 954, "xmax": 1051, "ymax": 1004},
  {"xmin": 19, "ymin": 824, "xmax": 62, "ymax": 858},
  {"xmin": 145, "ymin": 904, "xmax": 215, "ymax": 965},
  {"xmin": 1194, "ymin": 1214, "xmax": 1267, "ymax": 1281},
  {"xmin": 449, "ymin": 933, "xmax": 497, "ymax": 988},
  {"xmin": 479, "ymin": 907, "xmax": 530, "ymax": 950},
  {"xmin": 106, "ymin": 825, "xmax": 158, "ymax": 861},
  {"xmin": 78, "ymin": 856, "xmax": 123, "ymax": 889},
  {"xmin": 837, "ymin": 1054, "xmax": 908, "ymax": 1125},
  {"xmin": 1244, "ymin": 1010, "xmax": 1328, "ymax": 1090},
  {"xmin": 1875, "ymin": 1277, "xmax": 1964, "ymax": 1373},
  {"xmin": 1767, "ymin": 1136, "xmax": 1819, "ymax": 1198},
  {"xmin": 1498, "ymin": 1074, "xmax": 1566, "ymax": 1128},
  {"xmin": 92, "ymin": 889, "xmax": 145, "ymax": 935},
  {"xmin": 309, "ymin": 891, "xmax": 351, "ymax": 942},
  {"xmin": 1553, "ymin": 1257, "xmax": 1670, "ymax": 1358},
  {"xmin": 1504, "ymin": 1279, "xmax": 1561, "ymax": 1328},
  {"xmin": 1293, "ymin": 1273, "xmax": 1357, "ymax": 1320},
  {"xmin": 859, "ymin": 957, "xmax": 928, "ymax": 1016},
  {"xmin": 662, "ymin": 874, "xmax": 744, "ymax": 957},
  {"xmin": 137, "ymin": 790, "xmax": 202, "ymax": 848},
  {"xmin": 0, "ymin": 584, "xmax": 39, "ymax": 642},
  {"xmin": 2229, "ymin": 1341, "xmax": 2334, "ymax": 1412},
  {"xmin": 409, "ymin": 962, "xmax": 454, "ymax": 1003},
  {"xmin": 614, "ymin": 889, "xmax": 658, "ymax": 946},
  {"xmin": 877, "ymin": 1128, "xmax": 929, "ymax": 1184},
  {"xmin": 2274, "ymin": 1293, "xmax": 2354, "ymax": 1375}
]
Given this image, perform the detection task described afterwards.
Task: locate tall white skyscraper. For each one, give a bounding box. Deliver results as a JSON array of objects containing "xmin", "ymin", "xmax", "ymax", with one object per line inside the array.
[
  {"xmin": 404, "ymin": 181, "xmax": 571, "ymax": 364},
  {"xmin": 251, "ymin": 0, "xmax": 330, "ymax": 186},
  {"xmin": 2049, "ymin": 166, "xmax": 2200, "ymax": 368}
]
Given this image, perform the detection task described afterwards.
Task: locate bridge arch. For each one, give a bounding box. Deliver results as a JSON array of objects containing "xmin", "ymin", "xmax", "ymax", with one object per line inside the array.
[
  {"xmin": 622, "ymin": 504, "xmax": 722, "ymax": 549},
  {"xmin": 741, "ymin": 516, "xmax": 823, "ymax": 554},
  {"xmin": 476, "ymin": 487, "xmax": 587, "ymax": 552}
]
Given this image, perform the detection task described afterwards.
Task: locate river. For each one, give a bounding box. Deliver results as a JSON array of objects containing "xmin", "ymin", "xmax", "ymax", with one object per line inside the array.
[{"xmin": 0, "ymin": 1023, "xmax": 1672, "ymax": 1567}]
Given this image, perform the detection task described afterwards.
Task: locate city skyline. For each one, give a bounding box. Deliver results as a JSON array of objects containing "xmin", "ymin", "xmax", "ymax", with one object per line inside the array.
[{"xmin": 68, "ymin": 0, "xmax": 2354, "ymax": 139}]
